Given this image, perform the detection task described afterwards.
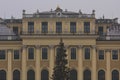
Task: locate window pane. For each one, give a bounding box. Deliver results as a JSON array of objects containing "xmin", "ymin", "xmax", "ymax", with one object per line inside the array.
[
  {"xmin": 112, "ymin": 70, "xmax": 119, "ymax": 80},
  {"xmin": 28, "ymin": 48, "xmax": 34, "ymax": 59},
  {"xmin": 70, "ymin": 69, "xmax": 77, "ymax": 80},
  {"xmin": 98, "ymin": 26, "xmax": 103, "ymax": 35},
  {"xmin": 41, "ymin": 70, "xmax": 49, "ymax": 80},
  {"xmin": 42, "ymin": 48, "xmax": 48, "ymax": 59},
  {"xmin": 112, "ymin": 50, "xmax": 118, "ymax": 60},
  {"xmin": 56, "ymin": 22, "xmax": 62, "ymax": 33},
  {"xmin": 14, "ymin": 50, "xmax": 20, "ymax": 59},
  {"xmin": 13, "ymin": 27, "xmax": 18, "ymax": 35},
  {"xmin": 84, "ymin": 70, "xmax": 91, "ymax": 80},
  {"xmin": 98, "ymin": 70, "xmax": 105, "ymax": 80},
  {"xmin": 13, "ymin": 70, "xmax": 20, "ymax": 80},
  {"xmin": 85, "ymin": 48, "xmax": 90, "ymax": 59},
  {"xmin": 28, "ymin": 22, "xmax": 34, "ymax": 33},
  {"xmin": 42, "ymin": 22, "xmax": 48, "ymax": 33},
  {"xmin": 27, "ymin": 70, "xmax": 35, "ymax": 80},
  {"xmin": 98, "ymin": 50, "xmax": 104, "ymax": 60},
  {"xmin": 71, "ymin": 48, "xmax": 76, "ymax": 59},
  {"xmin": 0, "ymin": 70, "xmax": 6, "ymax": 80},
  {"xmin": 70, "ymin": 22, "xmax": 76, "ymax": 33},
  {"xmin": 0, "ymin": 50, "xmax": 5, "ymax": 59},
  {"xmin": 84, "ymin": 22, "xmax": 90, "ymax": 33}
]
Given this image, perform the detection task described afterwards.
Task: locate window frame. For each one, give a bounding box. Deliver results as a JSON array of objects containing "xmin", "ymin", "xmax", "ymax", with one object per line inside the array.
[
  {"xmin": 84, "ymin": 47, "xmax": 90, "ymax": 60},
  {"xmin": 27, "ymin": 47, "xmax": 35, "ymax": 60},
  {"xmin": 84, "ymin": 22, "xmax": 90, "ymax": 33},
  {"xmin": 56, "ymin": 22, "xmax": 62, "ymax": 33},
  {"xmin": 70, "ymin": 47, "xmax": 77, "ymax": 60},
  {"xmin": 98, "ymin": 50, "xmax": 104, "ymax": 60},
  {"xmin": 70, "ymin": 22, "xmax": 76, "ymax": 33},
  {"xmin": 28, "ymin": 22, "xmax": 34, "ymax": 33},
  {"xmin": 13, "ymin": 50, "xmax": 20, "ymax": 60},
  {"xmin": 41, "ymin": 22, "xmax": 48, "ymax": 33},
  {"xmin": 41, "ymin": 47, "xmax": 48, "ymax": 60},
  {"xmin": 0, "ymin": 50, "xmax": 6, "ymax": 60},
  {"xmin": 112, "ymin": 50, "xmax": 119, "ymax": 60}
]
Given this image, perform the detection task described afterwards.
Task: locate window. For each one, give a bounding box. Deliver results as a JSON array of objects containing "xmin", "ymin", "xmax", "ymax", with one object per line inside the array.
[
  {"xmin": 56, "ymin": 22, "xmax": 62, "ymax": 33},
  {"xmin": 13, "ymin": 70, "xmax": 20, "ymax": 80},
  {"xmin": 112, "ymin": 50, "xmax": 118, "ymax": 60},
  {"xmin": 98, "ymin": 70, "xmax": 105, "ymax": 80},
  {"xmin": 42, "ymin": 22, "xmax": 48, "ymax": 33},
  {"xmin": 84, "ymin": 69, "xmax": 91, "ymax": 80},
  {"xmin": 112, "ymin": 70, "xmax": 119, "ymax": 80},
  {"xmin": 41, "ymin": 69, "xmax": 49, "ymax": 80},
  {"xmin": 27, "ymin": 70, "xmax": 35, "ymax": 80},
  {"xmin": 0, "ymin": 50, "xmax": 5, "ymax": 59},
  {"xmin": 98, "ymin": 50, "xmax": 104, "ymax": 60},
  {"xmin": 70, "ymin": 22, "xmax": 76, "ymax": 33},
  {"xmin": 13, "ymin": 27, "xmax": 18, "ymax": 35},
  {"xmin": 42, "ymin": 48, "xmax": 48, "ymax": 59},
  {"xmin": 85, "ymin": 48, "xmax": 90, "ymax": 59},
  {"xmin": 14, "ymin": 50, "xmax": 20, "ymax": 60},
  {"xmin": 28, "ymin": 22, "xmax": 34, "ymax": 33},
  {"xmin": 28, "ymin": 48, "xmax": 34, "ymax": 59},
  {"xmin": 0, "ymin": 70, "xmax": 6, "ymax": 80},
  {"xmin": 84, "ymin": 22, "xmax": 90, "ymax": 33},
  {"xmin": 70, "ymin": 69, "xmax": 77, "ymax": 80},
  {"xmin": 71, "ymin": 48, "xmax": 76, "ymax": 59},
  {"xmin": 98, "ymin": 26, "xmax": 103, "ymax": 35}
]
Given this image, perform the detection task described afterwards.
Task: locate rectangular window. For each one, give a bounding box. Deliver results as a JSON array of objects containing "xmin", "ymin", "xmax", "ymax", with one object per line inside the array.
[
  {"xmin": 42, "ymin": 22, "xmax": 48, "ymax": 33},
  {"xmin": 13, "ymin": 27, "xmax": 18, "ymax": 35},
  {"xmin": 0, "ymin": 50, "xmax": 5, "ymax": 59},
  {"xmin": 98, "ymin": 50, "xmax": 104, "ymax": 60},
  {"xmin": 56, "ymin": 22, "xmax": 62, "ymax": 33},
  {"xmin": 98, "ymin": 26, "xmax": 103, "ymax": 35},
  {"xmin": 28, "ymin": 48, "xmax": 34, "ymax": 59},
  {"xmin": 71, "ymin": 48, "xmax": 76, "ymax": 59},
  {"xmin": 28, "ymin": 22, "xmax": 34, "ymax": 33},
  {"xmin": 70, "ymin": 22, "xmax": 76, "ymax": 33},
  {"xmin": 112, "ymin": 50, "xmax": 118, "ymax": 60},
  {"xmin": 42, "ymin": 48, "xmax": 48, "ymax": 59},
  {"xmin": 85, "ymin": 48, "xmax": 90, "ymax": 59},
  {"xmin": 14, "ymin": 50, "xmax": 20, "ymax": 60},
  {"xmin": 84, "ymin": 22, "xmax": 90, "ymax": 33}
]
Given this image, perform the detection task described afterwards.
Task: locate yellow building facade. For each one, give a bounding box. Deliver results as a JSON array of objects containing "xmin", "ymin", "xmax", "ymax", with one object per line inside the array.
[{"xmin": 0, "ymin": 7, "xmax": 120, "ymax": 80}]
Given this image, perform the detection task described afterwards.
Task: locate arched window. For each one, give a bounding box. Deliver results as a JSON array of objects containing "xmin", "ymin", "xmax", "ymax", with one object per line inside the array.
[
  {"xmin": 0, "ymin": 70, "xmax": 6, "ymax": 80},
  {"xmin": 13, "ymin": 70, "xmax": 20, "ymax": 80},
  {"xmin": 70, "ymin": 69, "xmax": 77, "ymax": 80},
  {"xmin": 112, "ymin": 70, "xmax": 119, "ymax": 80},
  {"xmin": 84, "ymin": 69, "xmax": 91, "ymax": 80},
  {"xmin": 98, "ymin": 70, "xmax": 105, "ymax": 80},
  {"xmin": 41, "ymin": 69, "xmax": 49, "ymax": 80},
  {"xmin": 27, "ymin": 70, "xmax": 35, "ymax": 80}
]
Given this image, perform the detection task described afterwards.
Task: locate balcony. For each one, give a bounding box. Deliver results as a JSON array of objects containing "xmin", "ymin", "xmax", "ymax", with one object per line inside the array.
[{"xmin": 0, "ymin": 35, "xmax": 21, "ymax": 41}]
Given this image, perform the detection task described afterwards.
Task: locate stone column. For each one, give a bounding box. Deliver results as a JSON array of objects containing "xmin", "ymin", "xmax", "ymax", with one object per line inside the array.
[
  {"xmin": 49, "ymin": 45, "xmax": 54, "ymax": 80},
  {"xmin": 22, "ymin": 45, "xmax": 27, "ymax": 80},
  {"xmin": 35, "ymin": 45, "xmax": 40, "ymax": 80},
  {"xmin": 92, "ymin": 45, "xmax": 97, "ymax": 80},
  {"xmin": 106, "ymin": 49, "xmax": 111, "ymax": 80},
  {"xmin": 78, "ymin": 45, "xmax": 83, "ymax": 80},
  {"xmin": 7, "ymin": 49, "xmax": 12, "ymax": 80}
]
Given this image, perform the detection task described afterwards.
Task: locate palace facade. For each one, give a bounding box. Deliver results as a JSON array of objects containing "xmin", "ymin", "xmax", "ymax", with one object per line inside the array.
[{"xmin": 0, "ymin": 7, "xmax": 120, "ymax": 80}]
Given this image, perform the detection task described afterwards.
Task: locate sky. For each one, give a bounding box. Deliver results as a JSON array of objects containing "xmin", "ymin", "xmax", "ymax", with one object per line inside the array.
[{"xmin": 0, "ymin": 0, "xmax": 120, "ymax": 22}]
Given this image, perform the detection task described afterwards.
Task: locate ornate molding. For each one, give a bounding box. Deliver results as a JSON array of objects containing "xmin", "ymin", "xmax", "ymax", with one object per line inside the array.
[
  {"xmin": 78, "ymin": 45, "xmax": 83, "ymax": 49},
  {"xmin": 105, "ymin": 49, "xmax": 111, "ymax": 52},
  {"xmin": 91, "ymin": 45, "xmax": 96, "ymax": 49},
  {"xmin": 35, "ymin": 45, "xmax": 40, "ymax": 49},
  {"xmin": 49, "ymin": 45, "xmax": 54, "ymax": 49},
  {"xmin": 7, "ymin": 49, "xmax": 13, "ymax": 53}
]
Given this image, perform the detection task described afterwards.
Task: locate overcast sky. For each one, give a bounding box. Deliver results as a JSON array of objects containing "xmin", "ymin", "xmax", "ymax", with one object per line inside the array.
[{"xmin": 0, "ymin": 0, "xmax": 119, "ymax": 21}]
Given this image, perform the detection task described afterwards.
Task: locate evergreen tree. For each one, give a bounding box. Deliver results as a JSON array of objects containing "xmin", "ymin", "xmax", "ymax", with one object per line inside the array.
[{"xmin": 52, "ymin": 39, "xmax": 70, "ymax": 80}]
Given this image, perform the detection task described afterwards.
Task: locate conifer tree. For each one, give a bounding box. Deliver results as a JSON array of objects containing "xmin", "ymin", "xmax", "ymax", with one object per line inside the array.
[{"xmin": 52, "ymin": 39, "xmax": 70, "ymax": 80}]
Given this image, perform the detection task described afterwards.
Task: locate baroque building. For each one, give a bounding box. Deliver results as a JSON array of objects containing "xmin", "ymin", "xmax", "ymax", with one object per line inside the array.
[{"xmin": 0, "ymin": 7, "xmax": 120, "ymax": 80}]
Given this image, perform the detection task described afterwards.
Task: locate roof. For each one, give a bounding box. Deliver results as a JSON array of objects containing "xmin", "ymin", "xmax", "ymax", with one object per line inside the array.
[{"xmin": 0, "ymin": 23, "xmax": 15, "ymax": 35}]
